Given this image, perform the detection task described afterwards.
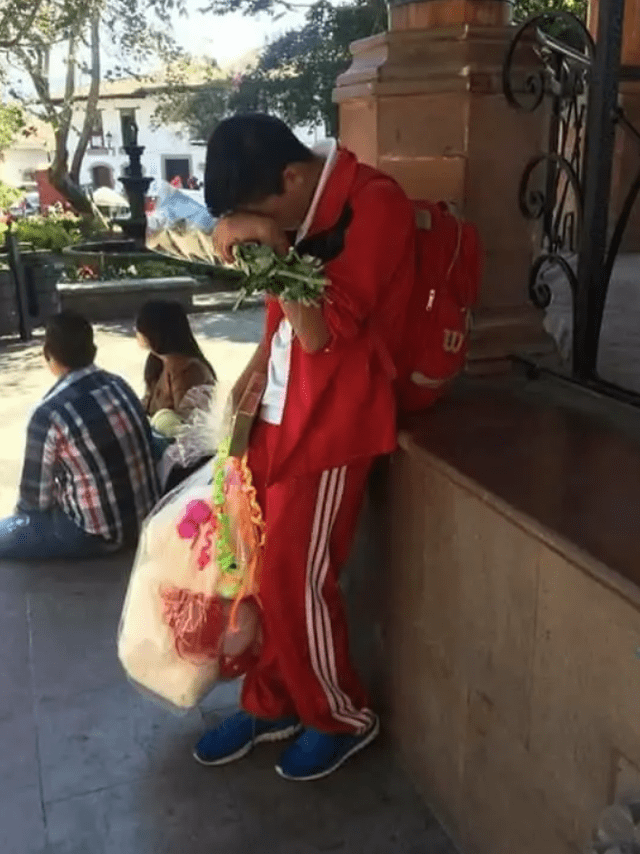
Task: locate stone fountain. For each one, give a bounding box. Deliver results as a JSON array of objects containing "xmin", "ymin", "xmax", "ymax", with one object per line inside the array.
[{"xmin": 66, "ymin": 117, "xmax": 156, "ymax": 263}]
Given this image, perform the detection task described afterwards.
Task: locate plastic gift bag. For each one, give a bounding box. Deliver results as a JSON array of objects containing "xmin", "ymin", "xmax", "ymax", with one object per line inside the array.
[
  {"xmin": 118, "ymin": 441, "xmax": 264, "ymax": 712},
  {"xmin": 146, "ymin": 182, "xmax": 219, "ymax": 266}
]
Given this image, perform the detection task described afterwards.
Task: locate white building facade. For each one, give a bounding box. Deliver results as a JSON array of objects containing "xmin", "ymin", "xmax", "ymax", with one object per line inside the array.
[
  {"xmin": 67, "ymin": 80, "xmax": 208, "ymax": 200},
  {"xmin": 69, "ymin": 79, "xmax": 320, "ymax": 202},
  {"xmin": 0, "ymin": 121, "xmax": 52, "ymax": 189}
]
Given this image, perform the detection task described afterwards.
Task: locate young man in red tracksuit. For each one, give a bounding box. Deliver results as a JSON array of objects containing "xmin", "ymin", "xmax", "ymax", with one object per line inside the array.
[{"xmin": 193, "ymin": 113, "xmax": 416, "ymax": 781}]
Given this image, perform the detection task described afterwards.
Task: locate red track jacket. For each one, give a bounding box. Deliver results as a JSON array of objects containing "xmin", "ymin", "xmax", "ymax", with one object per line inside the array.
[{"xmin": 262, "ymin": 147, "xmax": 416, "ymax": 485}]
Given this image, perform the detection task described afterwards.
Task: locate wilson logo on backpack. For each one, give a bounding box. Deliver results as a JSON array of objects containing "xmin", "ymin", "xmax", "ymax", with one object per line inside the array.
[{"xmin": 394, "ymin": 201, "xmax": 482, "ymax": 412}]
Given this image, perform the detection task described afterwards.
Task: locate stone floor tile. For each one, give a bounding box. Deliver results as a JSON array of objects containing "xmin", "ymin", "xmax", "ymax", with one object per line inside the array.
[
  {"xmin": 224, "ymin": 739, "xmax": 457, "ymax": 854},
  {"xmin": 44, "ymin": 771, "xmax": 243, "ymax": 854},
  {"xmin": 0, "ymin": 588, "xmax": 33, "ymax": 718},
  {"xmin": 27, "ymin": 568, "xmax": 131, "ymax": 700},
  {"xmin": 37, "ymin": 681, "xmax": 209, "ymax": 803},
  {"xmin": 0, "ymin": 708, "xmax": 40, "ymax": 795},
  {"xmin": 0, "ymin": 786, "xmax": 47, "ymax": 854}
]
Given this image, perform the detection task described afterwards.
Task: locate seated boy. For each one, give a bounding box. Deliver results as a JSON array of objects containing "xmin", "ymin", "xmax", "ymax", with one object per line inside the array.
[
  {"xmin": 193, "ymin": 114, "xmax": 416, "ymax": 780},
  {"xmin": 0, "ymin": 311, "xmax": 159, "ymax": 561}
]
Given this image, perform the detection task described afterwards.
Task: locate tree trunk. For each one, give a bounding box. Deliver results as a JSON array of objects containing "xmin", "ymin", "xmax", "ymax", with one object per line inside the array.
[
  {"xmin": 70, "ymin": 9, "xmax": 100, "ymax": 184},
  {"xmin": 48, "ymin": 23, "xmax": 93, "ymax": 217},
  {"xmin": 48, "ymin": 162, "xmax": 94, "ymax": 216}
]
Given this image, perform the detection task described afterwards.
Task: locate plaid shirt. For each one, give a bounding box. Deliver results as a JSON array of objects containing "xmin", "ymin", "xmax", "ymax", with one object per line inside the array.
[{"xmin": 18, "ymin": 365, "xmax": 159, "ymax": 544}]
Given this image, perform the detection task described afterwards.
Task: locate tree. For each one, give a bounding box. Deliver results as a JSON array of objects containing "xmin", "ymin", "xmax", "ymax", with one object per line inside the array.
[
  {"xmin": 0, "ymin": 103, "xmax": 28, "ymax": 211},
  {"xmin": 158, "ymin": 0, "xmax": 590, "ymax": 143},
  {"xmin": 0, "ymin": 104, "xmax": 26, "ymax": 151},
  {"xmin": 155, "ymin": 0, "xmax": 385, "ymax": 140},
  {"xmin": 1, "ymin": 0, "xmax": 184, "ymax": 214},
  {"xmin": 512, "ymin": 0, "xmax": 588, "ymax": 21}
]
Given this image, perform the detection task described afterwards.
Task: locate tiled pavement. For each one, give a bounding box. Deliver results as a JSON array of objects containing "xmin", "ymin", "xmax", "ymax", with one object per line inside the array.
[{"xmin": 0, "ymin": 551, "xmax": 456, "ymax": 854}]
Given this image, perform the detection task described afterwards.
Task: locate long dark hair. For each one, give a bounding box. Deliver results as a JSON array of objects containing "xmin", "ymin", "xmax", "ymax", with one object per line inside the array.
[{"xmin": 135, "ymin": 300, "xmax": 216, "ymax": 391}]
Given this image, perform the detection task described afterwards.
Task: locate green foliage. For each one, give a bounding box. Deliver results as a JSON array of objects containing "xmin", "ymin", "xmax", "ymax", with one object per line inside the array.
[
  {"xmin": 512, "ymin": 0, "xmax": 588, "ymax": 22},
  {"xmin": 0, "ymin": 182, "xmax": 22, "ymax": 210},
  {"xmin": 153, "ymin": 75, "xmax": 231, "ymax": 142},
  {"xmin": 60, "ymin": 255, "xmax": 238, "ymax": 283},
  {"xmin": 240, "ymin": 0, "xmax": 386, "ymax": 137},
  {"xmin": 1, "ymin": 0, "xmax": 186, "ymax": 213},
  {"xmin": 156, "ymin": 0, "xmax": 386, "ymax": 139},
  {"xmin": 0, "ymin": 103, "xmax": 25, "ymax": 151},
  {"xmin": 7, "ymin": 206, "xmax": 101, "ymax": 253},
  {"xmin": 232, "ymin": 243, "xmax": 326, "ymax": 306}
]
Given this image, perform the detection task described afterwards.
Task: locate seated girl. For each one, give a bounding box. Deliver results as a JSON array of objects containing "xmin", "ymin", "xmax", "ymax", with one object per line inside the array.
[
  {"xmin": 136, "ymin": 300, "xmax": 217, "ymax": 490},
  {"xmin": 136, "ymin": 299, "xmax": 216, "ymax": 433}
]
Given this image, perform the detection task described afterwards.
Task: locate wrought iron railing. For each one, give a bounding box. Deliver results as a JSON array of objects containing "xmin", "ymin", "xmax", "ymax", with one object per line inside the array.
[{"xmin": 503, "ymin": 0, "xmax": 640, "ymax": 406}]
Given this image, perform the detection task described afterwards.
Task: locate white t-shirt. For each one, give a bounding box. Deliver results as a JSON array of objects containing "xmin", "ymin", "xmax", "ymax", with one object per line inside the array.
[{"xmin": 260, "ymin": 139, "xmax": 339, "ymax": 425}]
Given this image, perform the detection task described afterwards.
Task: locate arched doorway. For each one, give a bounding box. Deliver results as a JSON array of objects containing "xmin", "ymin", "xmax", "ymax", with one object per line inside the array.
[{"xmin": 91, "ymin": 165, "xmax": 114, "ymax": 189}]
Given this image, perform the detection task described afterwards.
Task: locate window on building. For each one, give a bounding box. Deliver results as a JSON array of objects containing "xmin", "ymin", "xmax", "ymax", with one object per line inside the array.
[
  {"xmin": 89, "ymin": 112, "xmax": 105, "ymax": 149},
  {"xmin": 119, "ymin": 108, "xmax": 137, "ymax": 148},
  {"xmin": 92, "ymin": 165, "xmax": 114, "ymax": 189},
  {"xmin": 163, "ymin": 157, "xmax": 191, "ymax": 188}
]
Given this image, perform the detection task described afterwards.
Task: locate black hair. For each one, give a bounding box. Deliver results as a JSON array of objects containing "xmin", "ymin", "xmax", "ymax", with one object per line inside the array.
[
  {"xmin": 204, "ymin": 113, "xmax": 315, "ymax": 216},
  {"xmin": 44, "ymin": 311, "xmax": 96, "ymax": 370},
  {"xmin": 135, "ymin": 300, "xmax": 216, "ymax": 391}
]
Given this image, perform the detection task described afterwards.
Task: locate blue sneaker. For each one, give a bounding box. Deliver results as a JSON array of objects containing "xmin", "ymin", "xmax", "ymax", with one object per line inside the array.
[
  {"xmin": 275, "ymin": 714, "xmax": 380, "ymax": 781},
  {"xmin": 193, "ymin": 710, "xmax": 301, "ymax": 766}
]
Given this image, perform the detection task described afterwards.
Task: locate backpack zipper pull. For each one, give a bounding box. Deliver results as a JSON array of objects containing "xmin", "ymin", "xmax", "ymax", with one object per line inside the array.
[{"xmin": 426, "ymin": 289, "xmax": 436, "ymax": 311}]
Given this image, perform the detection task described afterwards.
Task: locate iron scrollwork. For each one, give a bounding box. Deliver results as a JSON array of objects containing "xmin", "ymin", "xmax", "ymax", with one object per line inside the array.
[{"xmin": 503, "ymin": 12, "xmax": 595, "ymax": 312}]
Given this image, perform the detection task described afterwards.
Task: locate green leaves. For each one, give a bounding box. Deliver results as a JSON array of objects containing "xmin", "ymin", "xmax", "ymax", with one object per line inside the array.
[
  {"xmin": 154, "ymin": 0, "xmax": 386, "ymax": 140},
  {"xmin": 512, "ymin": 0, "xmax": 588, "ymax": 22},
  {"xmin": 0, "ymin": 104, "xmax": 25, "ymax": 151},
  {"xmin": 231, "ymin": 243, "xmax": 326, "ymax": 308}
]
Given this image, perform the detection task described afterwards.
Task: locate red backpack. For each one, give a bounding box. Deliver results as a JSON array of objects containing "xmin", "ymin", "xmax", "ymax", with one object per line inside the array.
[
  {"xmin": 394, "ymin": 201, "xmax": 482, "ymax": 412},
  {"xmin": 298, "ymin": 188, "xmax": 482, "ymax": 413}
]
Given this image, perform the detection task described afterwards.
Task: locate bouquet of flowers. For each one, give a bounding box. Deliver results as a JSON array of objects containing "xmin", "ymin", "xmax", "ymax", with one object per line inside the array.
[
  {"xmin": 118, "ymin": 438, "xmax": 265, "ymax": 713},
  {"xmin": 230, "ymin": 243, "xmax": 326, "ymax": 308},
  {"xmin": 145, "ymin": 183, "xmax": 326, "ymax": 307}
]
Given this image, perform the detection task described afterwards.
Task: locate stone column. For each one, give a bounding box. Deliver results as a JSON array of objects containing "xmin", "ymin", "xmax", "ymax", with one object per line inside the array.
[
  {"xmin": 334, "ymin": 0, "xmax": 554, "ymax": 369},
  {"xmin": 589, "ymin": 0, "xmax": 640, "ymax": 251}
]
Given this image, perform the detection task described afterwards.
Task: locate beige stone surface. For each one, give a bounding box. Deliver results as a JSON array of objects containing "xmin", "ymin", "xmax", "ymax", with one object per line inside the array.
[
  {"xmin": 529, "ymin": 549, "xmax": 640, "ymax": 837},
  {"xmin": 386, "ymin": 450, "xmax": 466, "ymax": 837},
  {"xmin": 378, "ymin": 154, "xmax": 467, "ymax": 203},
  {"xmin": 385, "ymin": 433, "xmax": 640, "ymax": 854},
  {"xmin": 377, "ymin": 93, "xmax": 469, "ymax": 158}
]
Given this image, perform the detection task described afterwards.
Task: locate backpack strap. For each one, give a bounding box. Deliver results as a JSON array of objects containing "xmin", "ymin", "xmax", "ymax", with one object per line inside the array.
[{"xmin": 369, "ymin": 329, "xmax": 398, "ymax": 381}]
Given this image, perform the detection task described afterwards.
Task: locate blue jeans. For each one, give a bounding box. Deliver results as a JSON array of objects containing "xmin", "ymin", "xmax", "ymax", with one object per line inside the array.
[
  {"xmin": 0, "ymin": 507, "xmax": 119, "ymax": 561},
  {"xmin": 150, "ymin": 430, "xmax": 174, "ymax": 462}
]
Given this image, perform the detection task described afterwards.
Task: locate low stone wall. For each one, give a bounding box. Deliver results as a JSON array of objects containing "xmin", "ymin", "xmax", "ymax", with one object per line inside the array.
[
  {"xmin": 58, "ymin": 277, "xmax": 196, "ymax": 321},
  {"xmin": 347, "ymin": 378, "xmax": 640, "ymax": 854}
]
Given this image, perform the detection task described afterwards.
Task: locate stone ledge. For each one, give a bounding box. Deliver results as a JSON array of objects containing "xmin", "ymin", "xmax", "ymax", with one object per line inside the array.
[
  {"xmin": 57, "ymin": 276, "xmax": 196, "ymax": 297},
  {"xmin": 386, "ymin": 378, "xmax": 640, "ymax": 852},
  {"xmin": 398, "ymin": 374, "xmax": 640, "ymax": 596},
  {"xmin": 58, "ymin": 276, "xmax": 197, "ymax": 321}
]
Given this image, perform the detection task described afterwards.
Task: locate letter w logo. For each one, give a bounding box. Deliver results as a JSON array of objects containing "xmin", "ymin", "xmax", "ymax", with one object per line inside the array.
[{"xmin": 442, "ymin": 329, "xmax": 465, "ymax": 354}]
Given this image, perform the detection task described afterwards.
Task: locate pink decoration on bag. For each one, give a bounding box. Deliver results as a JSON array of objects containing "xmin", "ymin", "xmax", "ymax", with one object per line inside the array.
[{"xmin": 177, "ymin": 499, "xmax": 215, "ymax": 569}]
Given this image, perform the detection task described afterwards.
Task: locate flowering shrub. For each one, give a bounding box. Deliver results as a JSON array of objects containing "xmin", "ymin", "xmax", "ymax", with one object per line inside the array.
[
  {"xmin": 0, "ymin": 204, "xmax": 102, "ymax": 254},
  {"xmin": 60, "ymin": 258, "xmax": 201, "ymax": 283},
  {"xmin": 13, "ymin": 206, "xmax": 85, "ymax": 253}
]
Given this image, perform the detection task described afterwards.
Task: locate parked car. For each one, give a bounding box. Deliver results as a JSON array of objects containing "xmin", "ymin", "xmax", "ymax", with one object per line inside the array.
[{"xmin": 8, "ymin": 192, "xmax": 40, "ymax": 219}]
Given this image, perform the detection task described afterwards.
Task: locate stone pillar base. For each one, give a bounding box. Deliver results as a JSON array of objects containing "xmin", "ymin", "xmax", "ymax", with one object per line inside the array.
[{"xmin": 334, "ymin": 23, "xmax": 556, "ymax": 370}]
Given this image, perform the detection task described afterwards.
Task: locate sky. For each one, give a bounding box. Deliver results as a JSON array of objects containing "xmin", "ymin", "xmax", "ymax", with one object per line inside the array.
[{"xmin": 170, "ymin": 0, "xmax": 307, "ymax": 66}]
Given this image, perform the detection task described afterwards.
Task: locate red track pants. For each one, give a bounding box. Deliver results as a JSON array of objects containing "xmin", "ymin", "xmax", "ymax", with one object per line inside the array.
[{"xmin": 241, "ymin": 420, "xmax": 375, "ymax": 734}]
